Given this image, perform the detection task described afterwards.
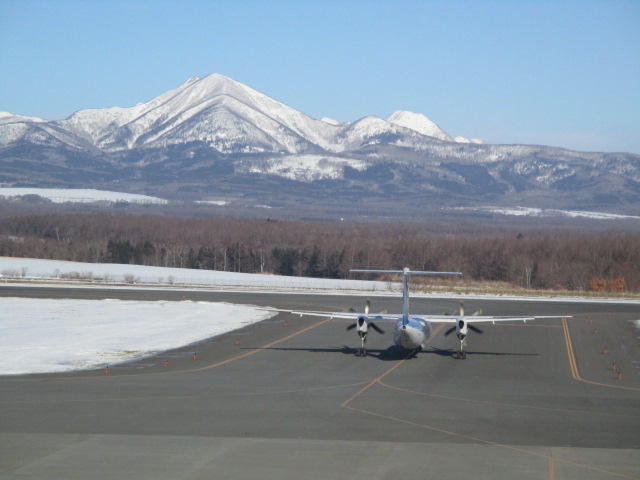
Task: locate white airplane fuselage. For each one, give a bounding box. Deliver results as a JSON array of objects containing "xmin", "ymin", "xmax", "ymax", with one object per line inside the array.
[{"xmin": 393, "ymin": 317, "xmax": 433, "ymax": 350}]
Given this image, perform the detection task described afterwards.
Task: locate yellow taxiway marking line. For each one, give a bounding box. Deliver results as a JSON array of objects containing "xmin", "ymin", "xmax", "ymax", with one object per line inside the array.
[
  {"xmin": 2, "ymin": 316, "xmax": 334, "ymax": 382},
  {"xmin": 376, "ymin": 380, "xmax": 640, "ymax": 419},
  {"xmin": 342, "ymin": 403, "xmax": 637, "ymax": 480},
  {"xmin": 562, "ymin": 317, "xmax": 640, "ymax": 392},
  {"xmin": 192, "ymin": 317, "xmax": 334, "ymax": 372},
  {"xmin": 562, "ymin": 317, "xmax": 581, "ymax": 380},
  {"xmin": 341, "ymin": 323, "xmax": 446, "ymax": 408},
  {"xmin": 342, "ymin": 319, "xmax": 639, "ymax": 480}
]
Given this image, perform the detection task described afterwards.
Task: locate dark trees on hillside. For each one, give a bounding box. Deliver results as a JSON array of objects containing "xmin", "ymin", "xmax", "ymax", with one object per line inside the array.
[{"xmin": 0, "ymin": 213, "xmax": 638, "ymax": 292}]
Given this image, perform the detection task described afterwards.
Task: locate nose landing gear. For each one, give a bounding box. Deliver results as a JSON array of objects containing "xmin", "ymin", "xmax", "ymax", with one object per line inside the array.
[
  {"xmin": 456, "ymin": 335, "xmax": 467, "ymax": 360},
  {"xmin": 356, "ymin": 331, "xmax": 368, "ymax": 357}
]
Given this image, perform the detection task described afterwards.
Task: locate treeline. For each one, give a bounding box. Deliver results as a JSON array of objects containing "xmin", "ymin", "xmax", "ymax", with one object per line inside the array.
[{"xmin": 0, "ymin": 213, "xmax": 639, "ymax": 292}]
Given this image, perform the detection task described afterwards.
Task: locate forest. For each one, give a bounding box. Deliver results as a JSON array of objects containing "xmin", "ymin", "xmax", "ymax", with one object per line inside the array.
[{"xmin": 0, "ymin": 212, "xmax": 638, "ymax": 292}]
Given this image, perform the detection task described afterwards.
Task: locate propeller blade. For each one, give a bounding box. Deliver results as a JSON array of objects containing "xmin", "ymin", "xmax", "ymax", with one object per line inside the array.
[
  {"xmin": 346, "ymin": 323, "xmax": 357, "ymax": 331},
  {"xmin": 459, "ymin": 301, "xmax": 465, "ymax": 316},
  {"xmin": 365, "ymin": 299, "xmax": 370, "ymax": 316},
  {"xmin": 469, "ymin": 324, "xmax": 483, "ymax": 334},
  {"xmin": 370, "ymin": 322, "xmax": 385, "ymax": 334},
  {"xmin": 444, "ymin": 326, "xmax": 456, "ymax": 336}
]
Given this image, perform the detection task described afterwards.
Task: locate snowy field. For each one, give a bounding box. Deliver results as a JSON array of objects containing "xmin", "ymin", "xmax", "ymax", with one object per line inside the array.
[
  {"xmin": 0, "ymin": 187, "xmax": 167, "ymax": 204},
  {"xmin": 453, "ymin": 205, "xmax": 640, "ymax": 221},
  {"xmin": 0, "ymin": 256, "xmax": 386, "ymax": 291},
  {"xmin": 1, "ymin": 299, "xmax": 275, "ymax": 375},
  {"xmin": 0, "ymin": 256, "xmax": 386, "ymax": 376},
  {"xmin": 1, "ymin": 256, "xmax": 639, "ymax": 376}
]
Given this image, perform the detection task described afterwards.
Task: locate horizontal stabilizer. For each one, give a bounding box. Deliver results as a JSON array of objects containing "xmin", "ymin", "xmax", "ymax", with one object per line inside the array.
[{"xmin": 350, "ymin": 269, "xmax": 462, "ymax": 276}]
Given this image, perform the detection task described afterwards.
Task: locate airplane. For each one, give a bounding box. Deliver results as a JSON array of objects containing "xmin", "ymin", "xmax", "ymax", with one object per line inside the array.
[{"xmin": 270, "ymin": 268, "xmax": 569, "ymax": 359}]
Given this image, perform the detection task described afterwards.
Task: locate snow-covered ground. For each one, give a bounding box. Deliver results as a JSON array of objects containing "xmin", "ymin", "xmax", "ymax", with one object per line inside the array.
[
  {"xmin": 241, "ymin": 154, "xmax": 367, "ymax": 182},
  {"xmin": 452, "ymin": 205, "xmax": 640, "ymax": 221},
  {"xmin": 0, "ymin": 187, "xmax": 167, "ymax": 204},
  {"xmin": 1, "ymin": 256, "xmax": 638, "ymax": 376},
  {"xmin": 1, "ymin": 299, "xmax": 274, "ymax": 375},
  {"xmin": 0, "ymin": 257, "xmax": 385, "ymax": 291},
  {"xmin": 0, "ymin": 256, "xmax": 386, "ymax": 376}
]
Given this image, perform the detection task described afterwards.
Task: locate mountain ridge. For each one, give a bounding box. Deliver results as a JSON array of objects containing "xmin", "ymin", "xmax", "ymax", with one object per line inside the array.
[{"xmin": 1, "ymin": 73, "xmax": 639, "ymax": 217}]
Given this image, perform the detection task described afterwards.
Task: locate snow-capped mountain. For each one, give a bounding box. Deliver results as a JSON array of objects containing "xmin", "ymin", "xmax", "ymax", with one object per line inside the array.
[
  {"xmin": 0, "ymin": 112, "xmax": 46, "ymax": 125},
  {"xmin": 0, "ymin": 74, "xmax": 479, "ymax": 155},
  {"xmin": 386, "ymin": 110, "xmax": 452, "ymax": 142},
  {"xmin": 59, "ymin": 74, "xmax": 338, "ymax": 153},
  {"xmin": 1, "ymin": 73, "xmax": 639, "ymax": 216}
]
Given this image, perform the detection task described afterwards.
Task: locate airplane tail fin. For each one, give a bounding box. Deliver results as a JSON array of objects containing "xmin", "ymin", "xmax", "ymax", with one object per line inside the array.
[{"xmin": 350, "ymin": 268, "xmax": 462, "ymax": 325}]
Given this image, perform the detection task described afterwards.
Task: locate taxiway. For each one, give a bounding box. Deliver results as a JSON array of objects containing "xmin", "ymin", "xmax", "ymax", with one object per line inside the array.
[{"xmin": 1, "ymin": 287, "xmax": 639, "ymax": 479}]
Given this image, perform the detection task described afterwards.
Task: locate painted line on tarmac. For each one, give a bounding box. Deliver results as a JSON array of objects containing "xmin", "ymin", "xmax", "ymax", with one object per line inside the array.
[
  {"xmin": 340, "ymin": 323, "xmax": 446, "ymax": 409},
  {"xmin": 562, "ymin": 317, "xmax": 640, "ymax": 392},
  {"xmin": 341, "ymin": 320, "xmax": 638, "ymax": 480},
  {"xmin": 342, "ymin": 403, "xmax": 636, "ymax": 479},
  {"xmin": 192, "ymin": 317, "xmax": 334, "ymax": 372},
  {"xmin": 376, "ymin": 381, "xmax": 640, "ymax": 419}
]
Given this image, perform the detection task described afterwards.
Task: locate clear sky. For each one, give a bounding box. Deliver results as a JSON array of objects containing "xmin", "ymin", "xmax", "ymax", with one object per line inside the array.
[{"xmin": 1, "ymin": 0, "xmax": 639, "ymax": 153}]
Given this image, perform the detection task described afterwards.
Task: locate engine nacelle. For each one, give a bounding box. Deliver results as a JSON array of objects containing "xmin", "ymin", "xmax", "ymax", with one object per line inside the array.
[
  {"xmin": 356, "ymin": 316, "xmax": 368, "ymax": 334},
  {"xmin": 456, "ymin": 318, "xmax": 468, "ymax": 339}
]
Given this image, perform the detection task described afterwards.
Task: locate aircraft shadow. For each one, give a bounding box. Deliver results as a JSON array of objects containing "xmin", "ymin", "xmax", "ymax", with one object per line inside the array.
[
  {"xmin": 243, "ymin": 346, "xmax": 538, "ymax": 361},
  {"xmin": 425, "ymin": 347, "xmax": 539, "ymax": 358},
  {"xmin": 242, "ymin": 345, "xmax": 411, "ymax": 361}
]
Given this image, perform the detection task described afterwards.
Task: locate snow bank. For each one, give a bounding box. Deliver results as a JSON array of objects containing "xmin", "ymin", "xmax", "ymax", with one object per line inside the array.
[
  {"xmin": 0, "ymin": 257, "xmax": 386, "ymax": 291},
  {"xmin": 0, "ymin": 188, "xmax": 167, "ymax": 204},
  {"xmin": 0, "ymin": 298, "xmax": 275, "ymax": 375}
]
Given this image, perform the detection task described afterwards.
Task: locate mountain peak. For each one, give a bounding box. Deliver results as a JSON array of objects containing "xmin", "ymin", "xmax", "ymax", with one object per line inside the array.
[
  {"xmin": 386, "ymin": 110, "xmax": 452, "ymax": 142},
  {"xmin": 0, "ymin": 111, "xmax": 46, "ymax": 125}
]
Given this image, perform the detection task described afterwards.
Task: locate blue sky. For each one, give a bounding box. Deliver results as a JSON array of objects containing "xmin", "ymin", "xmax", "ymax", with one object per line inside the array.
[{"xmin": 1, "ymin": 0, "xmax": 639, "ymax": 153}]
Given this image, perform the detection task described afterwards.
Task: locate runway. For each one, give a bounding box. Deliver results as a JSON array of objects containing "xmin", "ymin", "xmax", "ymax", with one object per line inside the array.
[{"xmin": 1, "ymin": 287, "xmax": 639, "ymax": 479}]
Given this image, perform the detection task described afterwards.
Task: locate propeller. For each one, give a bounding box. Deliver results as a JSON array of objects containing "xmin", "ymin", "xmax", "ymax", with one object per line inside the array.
[
  {"xmin": 346, "ymin": 299, "xmax": 384, "ymax": 333},
  {"xmin": 346, "ymin": 319, "xmax": 385, "ymax": 333},
  {"xmin": 444, "ymin": 317, "xmax": 484, "ymax": 336},
  {"xmin": 469, "ymin": 324, "xmax": 483, "ymax": 334},
  {"xmin": 369, "ymin": 322, "xmax": 384, "ymax": 334},
  {"xmin": 458, "ymin": 300, "xmax": 483, "ymax": 316}
]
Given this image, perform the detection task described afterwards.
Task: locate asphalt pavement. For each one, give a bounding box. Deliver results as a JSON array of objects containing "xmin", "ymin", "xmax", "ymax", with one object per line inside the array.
[{"xmin": 1, "ymin": 287, "xmax": 639, "ymax": 479}]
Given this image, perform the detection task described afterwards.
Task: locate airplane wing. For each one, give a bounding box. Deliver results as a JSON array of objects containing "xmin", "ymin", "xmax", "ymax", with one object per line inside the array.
[
  {"xmin": 264, "ymin": 308, "xmax": 568, "ymax": 323},
  {"xmin": 262, "ymin": 307, "xmax": 400, "ymax": 321},
  {"xmin": 413, "ymin": 315, "xmax": 569, "ymax": 323}
]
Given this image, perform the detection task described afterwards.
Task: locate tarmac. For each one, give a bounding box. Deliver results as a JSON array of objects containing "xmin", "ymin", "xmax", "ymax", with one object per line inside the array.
[{"xmin": 1, "ymin": 287, "xmax": 639, "ymax": 479}]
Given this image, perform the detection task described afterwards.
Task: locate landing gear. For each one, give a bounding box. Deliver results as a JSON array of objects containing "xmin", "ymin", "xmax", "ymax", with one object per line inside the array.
[
  {"xmin": 356, "ymin": 332, "xmax": 367, "ymax": 357},
  {"xmin": 456, "ymin": 336, "xmax": 467, "ymax": 360}
]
